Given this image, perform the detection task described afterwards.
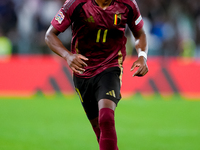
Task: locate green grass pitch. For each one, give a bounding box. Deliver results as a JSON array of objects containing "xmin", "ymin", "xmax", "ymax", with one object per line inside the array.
[{"xmin": 0, "ymin": 94, "xmax": 200, "ymax": 150}]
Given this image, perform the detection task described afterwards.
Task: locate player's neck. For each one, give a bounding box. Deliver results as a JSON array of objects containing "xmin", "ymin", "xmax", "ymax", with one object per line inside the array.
[{"xmin": 95, "ymin": 0, "xmax": 113, "ymax": 10}]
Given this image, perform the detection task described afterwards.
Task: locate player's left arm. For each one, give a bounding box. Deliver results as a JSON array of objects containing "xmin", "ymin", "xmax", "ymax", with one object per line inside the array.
[{"xmin": 131, "ymin": 27, "xmax": 148, "ymax": 77}]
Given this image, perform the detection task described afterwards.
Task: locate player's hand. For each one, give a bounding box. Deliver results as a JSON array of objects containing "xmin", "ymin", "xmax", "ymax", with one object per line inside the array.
[
  {"xmin": 130, "ymin": 56, "xmax": 148, "ymax": 77},
  {"xmin": 66, "ymin": 53, "xmax": 88, "ymax": 74}
]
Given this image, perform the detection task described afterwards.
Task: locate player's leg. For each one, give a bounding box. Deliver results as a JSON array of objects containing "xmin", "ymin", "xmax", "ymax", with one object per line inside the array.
[
  {"xmin": 73, "ymin": 75, "xmax": 101, "ymax": 143},
  {"xmin": 75, "ymin": 91, "xmax": 101, "ymax": 143},
  {"xmin": 73, "ymin": 67, "xmax": 122, "ymax": 150},
  {"xmin": 98, "ymin": 99, "xmax": 118, "ymax": 150},
  {"xmin": 89, "ymin": 98, "xmax": 117, "ymax": 144},
  {"xmin": 95, "ymin": 67, "xmax": 122, "ymax": 150},
  {"xmin": 90, "ymin": 117, "xmax": 100, "ymax": 142}
]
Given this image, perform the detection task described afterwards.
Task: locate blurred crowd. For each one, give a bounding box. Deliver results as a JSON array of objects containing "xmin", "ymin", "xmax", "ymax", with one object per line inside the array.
[{"xmin": 0, "ymin": 0, "xmax": 200, "ymax": 57}]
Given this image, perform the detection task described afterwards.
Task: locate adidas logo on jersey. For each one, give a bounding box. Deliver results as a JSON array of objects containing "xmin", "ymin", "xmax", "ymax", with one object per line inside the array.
[
  {"xmin": 85, "ymin": 16, "xmax": 95, "ymax": 23},
  {"xmin": 106, "ymin": 90, "xmax": 116, "ymax": 98}
]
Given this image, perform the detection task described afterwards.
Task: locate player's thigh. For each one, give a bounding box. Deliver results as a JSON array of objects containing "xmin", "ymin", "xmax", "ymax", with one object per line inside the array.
[
  {"xmin": 96, "ymin": 67, "xmax": 122, "ymax": 107},
  {"xmin": 73, "ymin": 76, "xmax": 99, "ymax": 120}
]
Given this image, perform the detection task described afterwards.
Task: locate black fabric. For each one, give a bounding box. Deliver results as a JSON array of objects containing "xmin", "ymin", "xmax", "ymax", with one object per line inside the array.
[{"xmin": 73, "ymin": 67, "xmax": 121, "ymax": 120}]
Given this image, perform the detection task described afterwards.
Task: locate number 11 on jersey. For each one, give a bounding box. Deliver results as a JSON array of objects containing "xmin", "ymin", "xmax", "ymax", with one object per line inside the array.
[{"xmin": 96, "ymin": 29, "xmax": 108, "ymax": 43}]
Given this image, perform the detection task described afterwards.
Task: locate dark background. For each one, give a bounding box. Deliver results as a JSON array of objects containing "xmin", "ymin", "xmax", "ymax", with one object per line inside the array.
[{"xmin": 0, "ymin": 0, "xmax": 199, "ymax": 57}]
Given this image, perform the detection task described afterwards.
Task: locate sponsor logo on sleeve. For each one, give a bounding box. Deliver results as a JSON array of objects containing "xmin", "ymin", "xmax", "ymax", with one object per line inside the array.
[
  {"xmin": 135, "ymin": 15, "xmax": 142, "ymax": 25},
  {"xmin": 55, "ymin": 11, "xmax": 65, "ymax": 24}
]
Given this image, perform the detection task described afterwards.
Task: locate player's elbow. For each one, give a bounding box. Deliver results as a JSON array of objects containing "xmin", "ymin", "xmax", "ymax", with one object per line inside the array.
[
  {"xmin": 45, "ymin": 26, "xmax": 60, "ymax": 45},
  {"xmin": 45, "ymin": 30, "xmax": 50, "ymax": 45}
]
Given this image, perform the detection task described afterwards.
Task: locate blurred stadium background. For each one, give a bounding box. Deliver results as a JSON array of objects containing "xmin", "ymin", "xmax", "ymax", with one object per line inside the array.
[{"xmin": 0, "ymin": 0, "xmax": 200, "ymax": 150}]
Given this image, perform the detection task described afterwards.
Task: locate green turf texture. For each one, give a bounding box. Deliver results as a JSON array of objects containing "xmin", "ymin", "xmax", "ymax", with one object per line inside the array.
[{"xmin": 0, "ymin": 94, "xmax": 200, "ymax": 150}]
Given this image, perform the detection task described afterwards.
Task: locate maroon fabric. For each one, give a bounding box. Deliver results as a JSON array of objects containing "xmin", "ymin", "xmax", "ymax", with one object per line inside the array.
[
  {"xmin": 93, "ymin": 126, "xmax": 100, "ymax": 142},
  {"xmin": 51, "ymin": 0, "xmax": 144, "ymax": 78},
  {"xmin": 99, "ymin": 108, "xmax": 118, "ymax": 150}
]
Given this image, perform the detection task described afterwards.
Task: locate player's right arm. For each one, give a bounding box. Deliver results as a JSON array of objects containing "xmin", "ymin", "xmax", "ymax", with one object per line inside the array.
[
  {"xmin": 45, "ymin": 0, "xmax": 88, "ymax": 74},
  {"xmin": 45, "ymin": 25, "xmax": 88, "ymax": 74}
]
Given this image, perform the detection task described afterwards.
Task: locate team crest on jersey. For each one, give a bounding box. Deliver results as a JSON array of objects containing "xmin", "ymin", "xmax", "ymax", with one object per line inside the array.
[
  {"xmin": 55, "ymin": 11, "xmax": 65, "ymax": 24},
  {"xmin": 114, "ymin": 13, "xmax": 121, "ymax": 25}
]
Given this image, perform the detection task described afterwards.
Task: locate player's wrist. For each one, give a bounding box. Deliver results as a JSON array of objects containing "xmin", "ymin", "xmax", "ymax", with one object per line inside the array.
[
  {"xmin": 63, "ymin": 51, "xmax": 72, "ymax": 59},
  {"xmin": 138, "ymin": 51, "xmax": 147, "ymax": 61}
]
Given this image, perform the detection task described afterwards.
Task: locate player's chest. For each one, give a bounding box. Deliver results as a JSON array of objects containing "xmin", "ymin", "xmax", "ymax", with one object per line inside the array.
[{"xmin": 81, "ymin": 2, "xmax": 128, "ymax": 29}]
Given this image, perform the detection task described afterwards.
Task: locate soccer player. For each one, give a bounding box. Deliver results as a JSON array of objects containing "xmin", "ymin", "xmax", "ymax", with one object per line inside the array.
[{"xmin": 45, "ymin": 0, "xmax": 148, "ymax": 149}]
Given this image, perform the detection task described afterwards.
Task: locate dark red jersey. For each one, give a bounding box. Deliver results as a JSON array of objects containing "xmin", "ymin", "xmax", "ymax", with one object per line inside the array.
[{"xmin": 51, "ymin": 0, "xmax": 144, "ymax": 78}]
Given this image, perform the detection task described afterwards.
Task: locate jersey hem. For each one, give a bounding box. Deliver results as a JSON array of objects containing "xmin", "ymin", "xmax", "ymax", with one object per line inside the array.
[{"xmin": 73, "ymin": 65, "xmax": 120, "ymax": 79}]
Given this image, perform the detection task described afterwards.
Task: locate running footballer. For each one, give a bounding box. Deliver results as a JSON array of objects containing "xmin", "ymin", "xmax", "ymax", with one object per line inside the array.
[{"xmin": 45, "ymin": 0, "xmax": 148, "ymax": 149}]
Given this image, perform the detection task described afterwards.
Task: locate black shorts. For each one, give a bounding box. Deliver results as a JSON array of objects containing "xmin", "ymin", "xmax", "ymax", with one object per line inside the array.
[{"xmin": 73, "ymin": 67, "xmax": 122, "ymax": 120}]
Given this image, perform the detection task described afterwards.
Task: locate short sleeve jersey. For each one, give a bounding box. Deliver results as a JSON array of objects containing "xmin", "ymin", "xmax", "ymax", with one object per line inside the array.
[{"xmin": 51, "ymin": 0, "xmax": 144, "ymax": 78}]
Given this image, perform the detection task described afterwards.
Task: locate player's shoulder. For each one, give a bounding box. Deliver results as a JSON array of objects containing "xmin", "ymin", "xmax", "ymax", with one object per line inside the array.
[
  {"xmin": 62, "ymin": 0, "xmax": 88, "ymax": 12},
  {"xmin": 63, "ymin": 0, "xmax": 88, "ymax": 5},
  {"xmin": 116, "ymin": 0, "xmax": 138, "ymax": 7}
]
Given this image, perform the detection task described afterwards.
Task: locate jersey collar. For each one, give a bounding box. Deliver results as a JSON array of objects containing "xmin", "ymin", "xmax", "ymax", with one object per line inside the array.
[{"xmin": 92, "ymin": 0, "xmax": 115, "ymax": 6}]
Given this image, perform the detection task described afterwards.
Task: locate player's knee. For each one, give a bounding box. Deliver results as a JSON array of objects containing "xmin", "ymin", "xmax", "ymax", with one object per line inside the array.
[
  {"xmin": 90, "ymin": 117, "xmax": 99, "ymax": 128},
  {"xmin": 92, "ymin": 123, "xmax": 99, "ymax": 128},
  {"xmin": 99, "ymin": 108, "xmax": 115, "ymax": 128}
]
